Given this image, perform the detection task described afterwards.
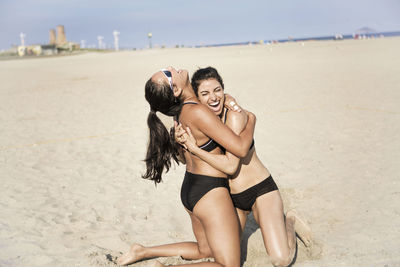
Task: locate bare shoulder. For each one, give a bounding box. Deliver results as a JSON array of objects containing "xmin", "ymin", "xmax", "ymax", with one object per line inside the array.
[
  {"xmin": 225, "ymin": 109, "xmax": 247, "ymax": 132},
  {"xmin": 181, "ymin": 102, "xmax": 216, "ymax": 124},
  {"xmin": 187, "ymin": 103, "xmax": 213, "ymax": 118}
]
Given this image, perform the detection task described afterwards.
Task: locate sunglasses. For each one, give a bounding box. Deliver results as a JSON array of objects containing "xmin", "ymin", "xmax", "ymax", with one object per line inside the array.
[{"xmin": 161, "ymin": 69, "xmax": 173, "ymax": 91}]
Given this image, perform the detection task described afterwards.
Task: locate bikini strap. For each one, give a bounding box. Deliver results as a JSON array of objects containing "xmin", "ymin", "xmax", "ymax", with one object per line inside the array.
[
  {"xmin": 223, "ymin": 108, "xmax": 229, "ymax": 124},
  {"xmin": 182, "ymin": 101, "xmax": 198, "ymax": 105}
]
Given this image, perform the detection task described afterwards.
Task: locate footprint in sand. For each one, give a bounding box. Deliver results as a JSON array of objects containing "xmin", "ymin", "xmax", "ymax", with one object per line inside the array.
[{"xmin": 86, "ymin": 245, "xmax": 122, "ymax": 266}]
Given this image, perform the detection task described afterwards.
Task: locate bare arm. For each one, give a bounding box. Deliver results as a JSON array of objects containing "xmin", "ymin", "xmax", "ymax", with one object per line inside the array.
[
  {"xmin": 184, "ymin": 104, "xmax": 255, "ymax": 158},
  {"xmin": 224, "ymin": 93, "xmax": 242, "ymax": 112},
  {"xmin": 180, "ymin": 110, "xmax": 247, "ymax": 175}
]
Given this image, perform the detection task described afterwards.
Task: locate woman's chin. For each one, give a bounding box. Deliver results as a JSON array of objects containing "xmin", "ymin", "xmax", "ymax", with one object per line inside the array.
[{"xmin": 210, "ymin": 105, "xmax": 222, "ymax": 116}]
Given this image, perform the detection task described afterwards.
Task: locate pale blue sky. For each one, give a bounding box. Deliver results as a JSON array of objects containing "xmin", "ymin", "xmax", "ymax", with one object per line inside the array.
[{"xmin": 1, "ymin": 0, "xmax": 399, "ymax": 50}]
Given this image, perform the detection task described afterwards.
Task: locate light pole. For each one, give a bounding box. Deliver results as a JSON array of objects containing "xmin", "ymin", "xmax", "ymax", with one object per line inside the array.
[
  {"xmin": 19, "ymin": 32, "xmax": 26, "ymax": 46},
  {"xmin": 113, "ymin": 30, "xmax": 120, "ymax": 51},
  {"xmin": 147, "ymin": 32, "xmax": 152, "ymax": 49},
  {"xmin": 97, "ymin": 36, "xmax": 104, "ymax": 49}
]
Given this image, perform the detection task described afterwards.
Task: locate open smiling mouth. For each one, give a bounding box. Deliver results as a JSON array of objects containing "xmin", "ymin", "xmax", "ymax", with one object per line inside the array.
[{"xmin": 209, "ymin": 101, "xmax": 220, "ymax": 107}]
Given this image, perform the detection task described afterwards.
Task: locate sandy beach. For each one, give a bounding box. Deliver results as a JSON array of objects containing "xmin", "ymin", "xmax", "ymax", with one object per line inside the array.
[{"xmin": 1, "ymin": 37, "xmax": 399, "ymax": 266}]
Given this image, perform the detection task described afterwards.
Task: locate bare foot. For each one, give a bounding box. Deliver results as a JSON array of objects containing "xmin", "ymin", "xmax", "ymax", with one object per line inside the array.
[
  {"xmin": 151, "ymin": 260, "xmax": 165, "ymax": 267},
  {"xmin": 287, "ymin": 210, "xmax": 313, "ymax": 247},
  {"xmin": 116, "ymin": 243, "xmax": 146, "ymax": 266},
  {"xmin": 294, "ymin": 214, "xmax": 313, "ymax": 247}
]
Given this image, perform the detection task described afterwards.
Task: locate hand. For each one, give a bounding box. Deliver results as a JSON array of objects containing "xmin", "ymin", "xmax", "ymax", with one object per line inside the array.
[
  {"xmin": 174, "ymin": 121, "xmax": 188, "ymax": 148},
  {"xmin": 174, "ymin": 122, "xmax": 199, "ymax": 152},
  {"xmin": 224, "ymin": 93, "xmax": 242, "ymax": 112},
  {"xmin": 182, "ymin": 126, "xmax": 198, "ymax": 153}
]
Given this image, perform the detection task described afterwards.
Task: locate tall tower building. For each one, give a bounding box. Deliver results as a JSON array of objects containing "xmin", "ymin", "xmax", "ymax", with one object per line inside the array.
[
  {"xmin": 49, "ymin": 29, "xmax": 56, "ymax": 45},
  {"xmin": 56, "ymin": 25, "xmax": 67, "ymax": 46}
]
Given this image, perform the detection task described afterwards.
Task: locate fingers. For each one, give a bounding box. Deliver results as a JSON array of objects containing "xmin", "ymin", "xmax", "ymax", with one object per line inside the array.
[
  {"xmin": 184, "ymin": 127, "xmax": 197, "ymax": 147},
  {"xmin": 174, "ymin": 123, "xmax": 188, "ymax": 145},
  {"xmin": 176, "ymin": 132, "xmax": 188, "ymax": 145},
  {"xmin": 224, "ymin": 93, "xmax": 241, "ymax": 111},
  {"xmin": 178, "ymin": 135, "xmax": 187, "ymax": 143},
  {"xmin": 186, "ymin": 127, "xmax": 196, "ymax": 141},
  {"xmin": 174, "ymin": 122, "xmax": 182, "ymax": 134},
  {"xmin": 175, "ymin": 123, "xmax": 185, "ymax": 135},
  {"xmin": 186, "ymin": 126, "xmax": 193, "ymax": 136},
  {"xmin": 229, "ymin": 101, "xmax": 241, "ymax": 112}
]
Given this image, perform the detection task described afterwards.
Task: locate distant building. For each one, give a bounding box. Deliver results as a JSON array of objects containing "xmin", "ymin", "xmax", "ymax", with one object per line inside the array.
[
  {"xmin": 354, "ymin": 27, "xmax": 377, "ymax": 39},
  {"xmin": 49, "ymin": 29, "xmax": 56, "ymax": 45},
  {"xmin": 17, "ymin": 25, "xmax": 79, "ymax": 57},
  {"xmin": 17, "ymin": 44, "xmax": 58, "ymax": 57},
  {"xmin": 56, "ymin": 25, "xmax": 67, "ymax": 46},
  {"xmin": 52, "ymin": 25, "xmax": 79, "ymax": 50},
  {"xmin": 334, "ymin": 34, "xmax": 343, "ymax": 40}
]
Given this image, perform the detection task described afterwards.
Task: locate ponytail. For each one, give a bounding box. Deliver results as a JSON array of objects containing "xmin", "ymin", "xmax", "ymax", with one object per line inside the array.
[{"xmin": 142, "ymin": 90, "xmax": 182, "ymax": 184}]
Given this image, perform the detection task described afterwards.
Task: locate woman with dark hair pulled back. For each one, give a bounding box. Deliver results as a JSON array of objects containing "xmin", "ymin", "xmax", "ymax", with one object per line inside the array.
[
  {"xmin": 118, "ymin": 66, "xmax": 256, "ymax": 266},
  {"xmin": 142, "ymin": 78, "xmax": 182, "ymax": 184}
]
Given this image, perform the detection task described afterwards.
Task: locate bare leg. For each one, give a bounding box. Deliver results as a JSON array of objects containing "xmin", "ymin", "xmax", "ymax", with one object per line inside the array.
[
  {"xmin": 146, "ymin": 187, "xmax": 239, "ymax": 267},
  {"xmin": 252, "ymin": 191, "xmax": 296, "ymax": 267},
  {"xmin": 117, "ymin": 242, "xmax": 209, "ymax": 265},
  {"xmin": 236, "ymin": 208, "xmax": 249, "ymax": 234},
  {"xmin": 287, "ymin": 210, "xmax": 312, "ymax": 247},
  {"xmin": 117, "ymin": 243, "xmax": 145, "ymax": 265},
  {"xmin": 117, "ymin": 214, "xmax": 213, "ymax": 265},
  {"xmin": 152, "ymin": 261, "xmax": 222, "ymax": 267},
  {"xmin": 118, "ymin": 188, "xmax": 240, "ymax": 267},
  {"xmin": 193, "ymin": 187, "xmax": 241, "ymax": 267}
]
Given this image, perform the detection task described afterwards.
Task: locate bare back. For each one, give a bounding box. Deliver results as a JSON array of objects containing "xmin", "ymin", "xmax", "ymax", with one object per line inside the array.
[{"xmin": 179, "ymin": 102, "xmax": 227, "ymax": 177}]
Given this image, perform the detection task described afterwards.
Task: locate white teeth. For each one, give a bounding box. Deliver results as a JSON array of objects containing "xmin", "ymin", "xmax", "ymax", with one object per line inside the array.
[{"xmin": 209, "ymin": 101, "xmax": 219, "ymax": 107}]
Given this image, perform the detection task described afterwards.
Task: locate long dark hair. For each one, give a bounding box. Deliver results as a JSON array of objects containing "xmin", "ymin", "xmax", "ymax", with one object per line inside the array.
[
  {"xmin": 191, "ymin": 66, "xmax": 225, "ymax": 96},
  {"xmin": 143, "ymin": 78, "xmax": 182, "ymax": 184}
]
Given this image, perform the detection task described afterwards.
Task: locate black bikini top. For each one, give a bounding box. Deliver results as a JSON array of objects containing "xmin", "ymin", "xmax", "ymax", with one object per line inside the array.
[
  {"xmin": 198, "ymin": 109, "xmax": 229, "ymax": 152},
  {"xmin": 177, "ymin": 102, "xmax": 219, "ymax": 151},
  {"xmin": 178, "ymin": 102, "xmax": 254, "ymax": 152}
]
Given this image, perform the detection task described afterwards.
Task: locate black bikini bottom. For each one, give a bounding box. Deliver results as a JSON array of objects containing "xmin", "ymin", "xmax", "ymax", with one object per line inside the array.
[
  {"xmin": 230, "ymin": 175, "xmax": 278, "ymax": 211},
  {"xmin": 181, "ymin": 172, "xmax": 229, "ymax": 212}
]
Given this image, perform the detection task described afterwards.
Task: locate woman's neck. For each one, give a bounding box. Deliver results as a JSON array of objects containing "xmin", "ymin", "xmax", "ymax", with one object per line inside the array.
[
  {"xmin": 183, "ymin": 96, "xmax": 198, "ymax": 103},
  {"xmin": 180, "ymin": 85, "xmax": 198, "ymax": 103}
]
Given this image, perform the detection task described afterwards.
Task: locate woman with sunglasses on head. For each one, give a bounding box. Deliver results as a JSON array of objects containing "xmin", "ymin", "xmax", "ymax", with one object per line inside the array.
[
  {"xmin": 174, "ymin": 67, "xmax": 312, "ymax": 267},
  {"xmin": 117, "ymin": 67, "xmax": 256, "ymax": 267}
]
